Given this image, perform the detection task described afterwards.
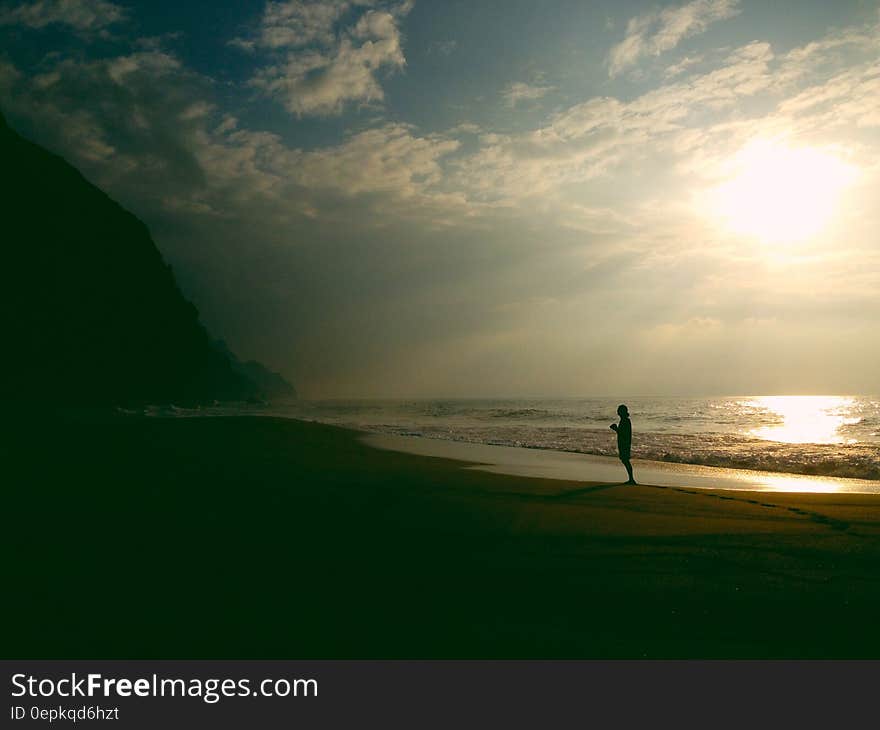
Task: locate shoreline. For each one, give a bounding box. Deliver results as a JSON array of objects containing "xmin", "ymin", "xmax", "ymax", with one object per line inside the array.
[
  {"xmin": 124, "ymin": 400, "xmax": 880, "ymax": 483},
  {"xmin": 360, "ymin": 429, "xmax": 880, "ymax": 494},
  {"xmin": 263, "ymin": 394, "xmax": 880, "ymax": 482}
]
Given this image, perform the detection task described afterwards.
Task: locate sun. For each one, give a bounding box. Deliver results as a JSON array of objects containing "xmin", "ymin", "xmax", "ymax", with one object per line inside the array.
[{"xmin": 706, "ymin": 139, "xmax": 858, "ymax": 244}]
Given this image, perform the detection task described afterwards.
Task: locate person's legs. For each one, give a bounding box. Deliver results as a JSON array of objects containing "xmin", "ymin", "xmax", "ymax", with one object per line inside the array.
[{"xmin": 621, "ymin": 457, "xmax": 635, "ymax": 484}]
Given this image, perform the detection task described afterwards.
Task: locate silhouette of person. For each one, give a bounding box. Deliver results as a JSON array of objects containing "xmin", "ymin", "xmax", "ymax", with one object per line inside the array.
[{"xmin": 610, "ymin": 404, "xmax": 636, "ymax": 484}]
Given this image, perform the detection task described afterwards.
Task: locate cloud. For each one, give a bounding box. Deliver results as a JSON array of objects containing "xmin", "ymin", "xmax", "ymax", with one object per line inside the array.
[
  {"xmin": 452, "ymin": 40, "xmax": 775, "ymax": 203},
  {"xmin": 501, "ymin": 81, "xmax": 554, "ymax": 108},
  {"xmin": 1, "ymin": 50, "xmax": 208, "ymax": 173},
  {"xmin": 233, "ymin": 0, "xmax": 348, "ymax": 50},
  {"xmin": 238, "ymin": 0, "xmax": 411, "ymax": 116},
  {"xmin": 427, "ymin": 39, "xmax": 456, "ymax": 56},
  {"xmin": 0, "ymin": 59, "xmax": 21, "ymax": 93},
  {"xmin": 294, "ymin": 124, "xmax": 459, "ymax": 194},
  {"xmin": 774, "ymin": 63, "xmax": 880, "ymax": 135},
  {"xmin": 448, "ymin": 122, "xmax": 480, "ymax": 134},
  {"xmin": 0, "ymin": 43, "xmax": 464, "ymax": 225},
  {"xmin": 664, "ymin": 54, "xmax": 703, "ymax": 78},
  {"xmin": 3, "ymin": 9, "xmax": 880, "ymax": 395},
  {"xmin": 607, "ymin": 0, "xmax": 740, "ymax": 77},
  {"xmin": 6, "ymin": 13, "xmax": 876, "ymax": 238},
  {"xmin": 0, "ymin": 0, "xmax": 126, "ymax": 30}
]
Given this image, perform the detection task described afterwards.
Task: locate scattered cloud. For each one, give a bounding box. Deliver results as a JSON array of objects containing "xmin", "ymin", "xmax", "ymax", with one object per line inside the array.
[
  {"xmin": 607, "ymin": 0, "xmax": 740, "ymax": 77},
  {"xmin": 0, "ymin": 59, "xmax": 21, "ymax": 93},
  {"xmin": 448, "ymin": 122, "xmax": 480, "ymax": 134},
  {"xmin": 294, "ymin": 123, "xmax": 459, "ymax": 195},
  {"xmin": 453, "ymin": 40, "xmax": 776, "ymax": 203},
  {"xmin": 664, "ymin": 54, "xmax": 703, "ymax": 78},
  {"xmin": 237, "ymin": 0, "xmax": 411, "ymax": 116},
  {"xmin": 5, "ymin": 11, "xmax": 877, "ymax": 243},
  {"xmin": 427, "ymin": 39, "xmax": 456, "ymax": 56},
  {"xmin": 133, "ymin": 31, "xmax": 184, "ymax": 51},
  {"xmin": 501, "ymin": 81, "xmax": 554, "ymax": 108},
  {"xmin": 776, "ymin": 61, "xmax": 880, "ymax": 130},
  {"xmin": 232, "ymin": 0, "xmax": 347, "ymax": 50},
  {"xmin": 0, "ymin": 44, "xmax": 463, "ymax": 221},
  {"xmin": 0, "ymin": 0, "xmax": 126, "ymax": 31},
  {"xmin": 3, "ymin": 5, "xmax": 880, "ymax": 395}
]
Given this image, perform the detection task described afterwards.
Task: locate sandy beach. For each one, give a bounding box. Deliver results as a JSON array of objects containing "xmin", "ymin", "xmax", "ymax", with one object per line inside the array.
[{"xmin": 6, "ymin": 415, "xmax": 880, "ymax": 658}]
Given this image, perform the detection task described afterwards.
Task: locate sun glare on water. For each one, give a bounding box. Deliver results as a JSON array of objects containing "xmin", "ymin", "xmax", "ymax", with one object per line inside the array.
[
  {"xmin": 748, "ymin": 395, "xmax": 859, "ymax": 444},
  {"xmin": 707, "ymin": 140, "xmax": 858, "ymax": 243}
]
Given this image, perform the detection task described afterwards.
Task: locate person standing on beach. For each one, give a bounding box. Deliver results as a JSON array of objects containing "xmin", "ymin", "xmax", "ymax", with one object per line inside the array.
[{"xmin": 610, "ymin": 404, "xmax": 636, "ymax": 485}]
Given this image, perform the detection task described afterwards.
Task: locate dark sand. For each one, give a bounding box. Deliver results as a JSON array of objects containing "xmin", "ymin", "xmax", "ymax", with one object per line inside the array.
[{"xmin": 5, "ymin": 416, "xmax": 880, "ymax": 658}]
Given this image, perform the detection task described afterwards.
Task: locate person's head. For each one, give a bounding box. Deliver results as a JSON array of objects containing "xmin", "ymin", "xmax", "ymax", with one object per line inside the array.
[{"xmin": 617, "ymin": 404, "xmax": 629, "ymax": 418}]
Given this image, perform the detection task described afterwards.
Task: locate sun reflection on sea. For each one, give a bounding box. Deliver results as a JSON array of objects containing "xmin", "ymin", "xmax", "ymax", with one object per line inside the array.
[
  {"xmin": 746, "ymin": 395, "xmax": 859, "ymax": 444},
  {"xmin": 746, "ymin": 473, "xmax": 839, "ymax": 493}
]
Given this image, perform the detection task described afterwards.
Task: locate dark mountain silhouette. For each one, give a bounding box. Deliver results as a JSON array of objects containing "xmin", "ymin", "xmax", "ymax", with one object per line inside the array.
[
  {"xmin": 214, "ymin": 340, "xmax": 297, "ymax": 401},
  {"xmin": 0, "ymin": 110, "xmax": 294, "ymax": 406}
]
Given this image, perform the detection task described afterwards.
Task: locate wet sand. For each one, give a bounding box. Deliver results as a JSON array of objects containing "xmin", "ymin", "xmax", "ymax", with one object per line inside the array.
[
  {"xmin": 364, "ymin": 431, "xmax": 880, "ymax": 493},
  {"xmin": 5, "ymin": 415, "xmax": 880, "ymax": 658}
]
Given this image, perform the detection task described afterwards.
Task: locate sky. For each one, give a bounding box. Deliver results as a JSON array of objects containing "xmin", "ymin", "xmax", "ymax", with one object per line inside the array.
[{"xmin": 1, "ymin": 0, "xmax": 879, "ymax": 398}]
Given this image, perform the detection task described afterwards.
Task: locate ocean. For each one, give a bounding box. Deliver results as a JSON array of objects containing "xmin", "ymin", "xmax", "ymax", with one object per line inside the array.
[{"xmin": 144, "ymin": 395, "xmax": 880, "ymax": 482}]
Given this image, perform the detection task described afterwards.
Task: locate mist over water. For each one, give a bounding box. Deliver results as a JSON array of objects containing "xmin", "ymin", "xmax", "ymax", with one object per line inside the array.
[{"xmin": 147, "ymin": 395, "xmax": 880, "ymax": 481}]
